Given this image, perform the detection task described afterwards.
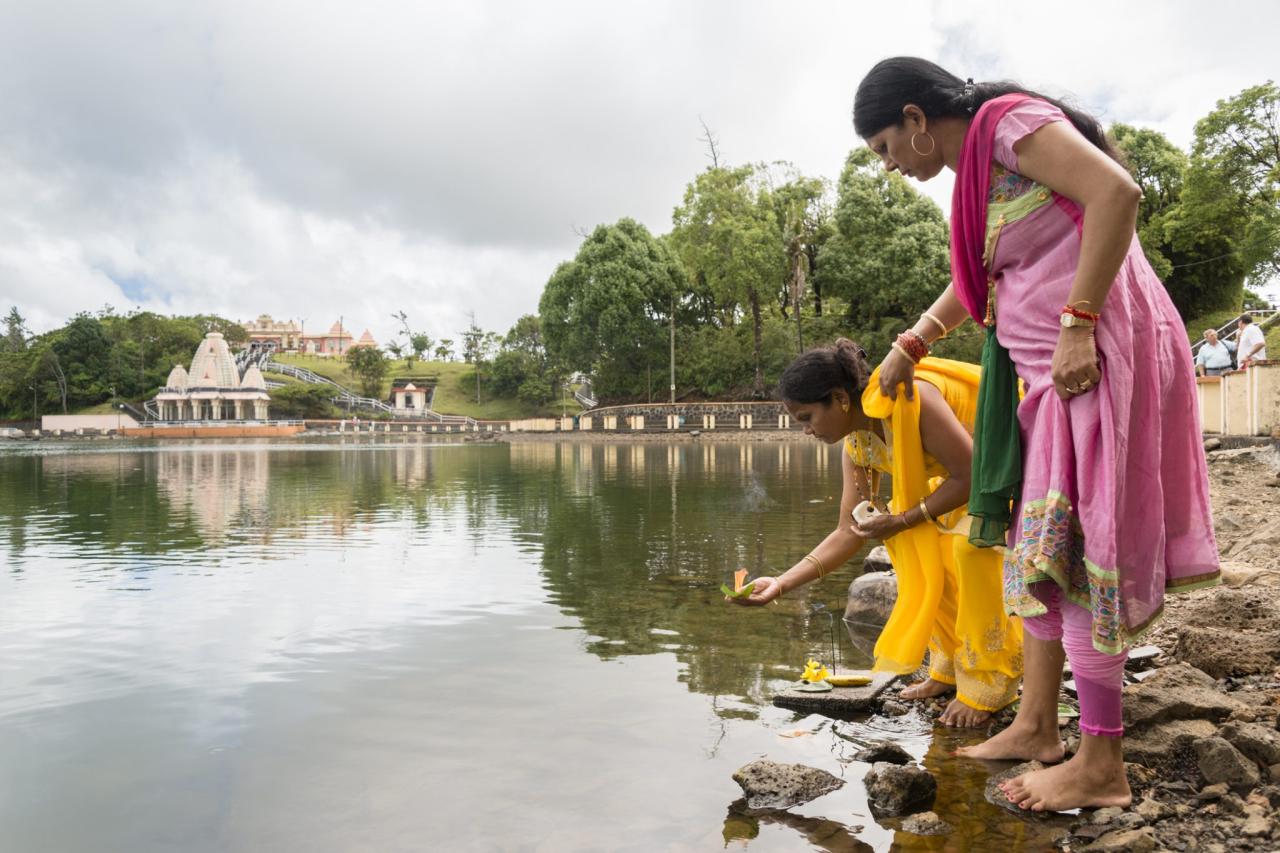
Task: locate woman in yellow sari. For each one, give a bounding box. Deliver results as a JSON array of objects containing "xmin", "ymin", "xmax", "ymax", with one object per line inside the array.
[{"xmin": 731, "ymin": 339, "xmax": 1022, "ymax": 725}]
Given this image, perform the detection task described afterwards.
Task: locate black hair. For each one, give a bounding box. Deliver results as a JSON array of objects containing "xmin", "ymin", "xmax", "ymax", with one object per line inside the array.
[
  {"xmin": 778, "ymin": 338, "xmax": 871, "ymax": 405},
  {"xmin": 853, "ymin": 57, "xmax": 1120, "ymax": 162},
  {"xmin": 1240, "ymin": 314, "xmax": 1254, "ymax": 324}
]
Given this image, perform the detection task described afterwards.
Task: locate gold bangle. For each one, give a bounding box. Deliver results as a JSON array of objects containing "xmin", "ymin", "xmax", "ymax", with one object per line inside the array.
[
  {"xmin": 802, "ymin": 553, "xmax": 828, "ymax": 578},
  {"xmin": 918, "ymin": 499, "xmax": 934, "ymax": 524},
  {"xmin": 921, "ymin": 311, "xmax": 949, "ymax": 340},
  {"xmin": 890, "ymin": 341, "xmax": 919, "ymax": 364}
]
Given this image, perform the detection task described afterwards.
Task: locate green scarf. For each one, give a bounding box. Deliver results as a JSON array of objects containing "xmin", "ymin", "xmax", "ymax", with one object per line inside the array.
[{"xmin": 968, "ymin": 325, "xmax": 1022, "ymax": 547}]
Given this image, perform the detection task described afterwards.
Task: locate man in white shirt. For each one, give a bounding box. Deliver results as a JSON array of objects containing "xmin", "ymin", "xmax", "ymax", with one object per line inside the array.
[
  {"xmin": 1195, "ymin": 329, "xmax": 1236, "ymax": 376},
  {"xmin": 1236, "ymin": 314, "xmax": 1268, "ymax": 368}
]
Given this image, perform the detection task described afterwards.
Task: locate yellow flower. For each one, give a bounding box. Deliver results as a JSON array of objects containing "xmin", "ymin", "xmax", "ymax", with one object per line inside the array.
[{"xmin": 800, "ymin": 658, "xmax": 831, "ymax": 683}]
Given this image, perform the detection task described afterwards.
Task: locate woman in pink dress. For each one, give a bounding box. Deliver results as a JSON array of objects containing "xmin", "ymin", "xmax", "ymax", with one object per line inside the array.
[{"xmin": 854, "ymin": 58, "xmax": 1220, "ymax": 812}]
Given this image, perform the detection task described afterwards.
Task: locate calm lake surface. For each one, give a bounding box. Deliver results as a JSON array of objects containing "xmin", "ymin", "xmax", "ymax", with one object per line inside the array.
[{"xmin": 0, "ymin": 438, "xmax": 1061, "ymax": 852}]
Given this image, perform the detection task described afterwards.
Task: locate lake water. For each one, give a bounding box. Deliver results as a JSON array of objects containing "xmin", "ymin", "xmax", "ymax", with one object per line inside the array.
[{"xmin": 0, "ymin": 438, "xmax": 1062, "ymax": 852}]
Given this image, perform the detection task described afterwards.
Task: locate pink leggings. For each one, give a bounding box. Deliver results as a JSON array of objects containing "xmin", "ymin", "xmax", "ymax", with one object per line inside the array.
[{"xmin": 1021, "ymin": 581, "xmax": 1127, "ymax": 737}]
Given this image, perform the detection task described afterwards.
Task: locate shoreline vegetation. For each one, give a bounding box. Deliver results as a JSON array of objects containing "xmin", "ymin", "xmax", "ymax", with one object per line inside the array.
[{"xmin": 2, "ymin": 83, "xmax": 1277, "ymax": 425}]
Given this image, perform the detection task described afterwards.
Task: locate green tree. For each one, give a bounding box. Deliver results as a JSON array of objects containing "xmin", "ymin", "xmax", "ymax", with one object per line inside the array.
[
  {"xmin": 1111, "ymin": 123, "xmax": 1188, "ymax": 283},
  {"xmin": 540, "ymin": 218, "xmax": 683, "ymax": 400},
  {"xmin": 269, "ymin": 384, "xmax": 340, "ymax": 419},
  {"xmin": 2, "ymin": 307, "xmax": 28, "ymax": 353},
  {"xmin": 768, "ymin": 169, "xmax": 834, "ymax": 350},
  {"xmin": 671, "ymin": 166, "xmax": 786, "ymax": 397},
  {"xmin": 435, "ymin": 339, "xmax": 454, "ymax": 362},
  {"xmin": 410, "ymin": 333, "xmax": 433, "ymax": 365},
  {"xmin": 1183, "ymin": 82, "xmax": 1280, "ymax": 289},
  {"xmin": 491, "ymin": 314, "xmax": 557, "ymax": 405},
  {"xmin": 345, "ymin": 345, "xmax": 389, "ymax": 398},
  {"xmin": 816, "ymin": 148, "xmax": 951, "ymax": 329}
]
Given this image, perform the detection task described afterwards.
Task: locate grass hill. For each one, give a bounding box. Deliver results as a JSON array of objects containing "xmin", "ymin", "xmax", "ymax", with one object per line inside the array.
[{"xmin": 270, "ymin": 354, "xmax": 578, "ymax": 420}]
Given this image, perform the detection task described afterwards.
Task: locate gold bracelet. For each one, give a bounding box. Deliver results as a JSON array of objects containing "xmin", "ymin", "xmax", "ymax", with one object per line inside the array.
[
  {"xmin": 921, "ymin": 311, "xmax": 949, "ymax": 340},
  {"xmin": 918, "ymin": 499, "xmax": 934, "ymax": 524},
  {"xmin": 802, "ymin": 553, "xmax": 828, "ymax": 578}
]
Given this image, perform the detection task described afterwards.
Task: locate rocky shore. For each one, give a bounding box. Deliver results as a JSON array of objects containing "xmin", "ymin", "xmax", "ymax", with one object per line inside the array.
[
  {"xmin": 756, "ymin": 441, "xmax": 1280, "ymax": 848},
  {"xmin": 898, "ymin": 442, "xmax": 1280, "ymax": 850}
]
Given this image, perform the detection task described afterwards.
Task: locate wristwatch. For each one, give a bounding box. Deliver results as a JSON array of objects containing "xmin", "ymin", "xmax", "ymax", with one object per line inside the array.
[{"xmin": 1060, "ymin": 312, "xmax": 1095, "ymax": 329}]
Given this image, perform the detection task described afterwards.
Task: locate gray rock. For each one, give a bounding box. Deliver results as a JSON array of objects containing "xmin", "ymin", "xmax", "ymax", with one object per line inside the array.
[
  {"xmin": 863, "ymin": 761, "xmax": 937, "ymax": 817},
  {"xmin": 1125, "ymin": 718, "xmax": 1217, "ymax": 767},
  {"xmin": 1194, "ymin": 737, "xmax": 1262, "ymax": 791},
  {"xmin": 900, "ymin": 811, "xmax": 951, "ymax": 836},
  {"xmin": 1241, "ymin": 805, "xmax": 1273, "ymax": 837},
  {"xmin": 880, "ymin": 699, "xmax": 910, "ymax": 717},
  {"xmin": 731, "ymin": 759, "xmax": 844, "ymax": 810},
  {"xmin": 862, "ymin": 545, "xmax": 892, "ymax": 574},
  {"xmin": 1197, "ymin": 782, "xmax": 1230, "ymax": 800},
  {"xmin": 1204, "ymin": 437, "xmax": 1223, "ymax": 451},
  {"xmin": 1083, "ymin": 827, "xmax": 1156, "ymax": 852},
  {"xmin": 1133, "ymin": 797, "xmax": 1173, "ymax": 823},
  {"xmin": 1090, "ymin": 806, "xmax": 1126, "ymax": 825},
  {"xmin": 1219, "ymin": 721, "xmax": 1280, "ymax": 767},
  {"xmin": 843, "ymin": 571, "xmax": 896, "ymax": 626},
  {"xmin": 1110, "ymin": 811, "xmax": 1146, "ymax": 831},
  {"xmin": 1176, "ymin": 626, "xmax": 1280, "ymax": 678},
  {"xmin": 1122, "ymin": 663, "xmax": 1243, "ymax": 728},
  {"xmin": 853, "ymin": 740, "xmax": 912, "ymax": 765}
]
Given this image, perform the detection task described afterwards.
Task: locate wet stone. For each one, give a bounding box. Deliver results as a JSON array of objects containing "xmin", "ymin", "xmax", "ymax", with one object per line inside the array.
[
  {"xmin": 843, "ymin": 570, "xmax": 896, "ymax": 626},
  {"xmin": 863, "ymin": 761, "xmax": 937, "ymax": 818},
  {"xmin": 900, "ymin": 811, "xmax": 951, "ymax": 836},
  {"xmin": 853, "ymin": 740, "xmax": 912, "ymax": 765},
  {"xmin": 731, "ymin": 759, "xmax": 844, "ymax": 810}
]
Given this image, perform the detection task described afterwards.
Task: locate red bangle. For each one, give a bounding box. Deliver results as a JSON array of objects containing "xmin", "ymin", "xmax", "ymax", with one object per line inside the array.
[
  {"xmin": 1062, "ymin": 305, "xmax": 1100, "ymax": 322},
  {"xmin": 895, "ymin": 330, "xmax": 930, "ymax": 362}
]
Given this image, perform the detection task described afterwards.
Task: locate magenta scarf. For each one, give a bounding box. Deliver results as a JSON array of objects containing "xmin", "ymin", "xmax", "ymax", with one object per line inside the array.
[{"xmin": 950, "ymin": 93, "xmax": 1032, "ymax": 322}]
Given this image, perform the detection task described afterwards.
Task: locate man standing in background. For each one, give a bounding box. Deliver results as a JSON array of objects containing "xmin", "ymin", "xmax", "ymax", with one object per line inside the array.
[{"xmin": 1236, "ymin": 315, "xmax": 1268, "ymax": 368}]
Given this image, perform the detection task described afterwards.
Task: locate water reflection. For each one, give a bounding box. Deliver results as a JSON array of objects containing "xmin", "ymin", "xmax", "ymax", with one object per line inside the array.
[{"xmin": 0, "ymin": 439, "xmax": 1063, "ymax": 852}]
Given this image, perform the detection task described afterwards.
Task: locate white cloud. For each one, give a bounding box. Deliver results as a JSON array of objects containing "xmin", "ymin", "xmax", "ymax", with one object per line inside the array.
[{"xmin": 0, "ymin": 0, "xmax": 1275, "ymax": 342}]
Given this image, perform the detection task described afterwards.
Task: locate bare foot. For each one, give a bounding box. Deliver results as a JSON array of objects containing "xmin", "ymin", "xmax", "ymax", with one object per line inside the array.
[
  {"xmin": 955, "ymin": 719, "xmax": 1065, "ymax": 763},
  {"xmin": 938, "ymin": 699, "xmax": 992, "ymax": 728},
  {"xmin": 898, "ymin": 678, "xmax": 953, "ymax": 701},
  {"xmin": 999, "ymin": 752, "xmax": 1131, "ymax": 812}
]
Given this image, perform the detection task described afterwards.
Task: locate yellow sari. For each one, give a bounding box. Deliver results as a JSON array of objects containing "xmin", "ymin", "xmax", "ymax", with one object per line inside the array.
[{"xmin": 851, "ymin": 357, "xmax": 1022, "ymax": 712}]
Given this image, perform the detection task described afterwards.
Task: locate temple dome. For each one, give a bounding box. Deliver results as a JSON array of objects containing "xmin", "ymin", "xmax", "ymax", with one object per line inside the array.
[
  {"xmin": 240, "ymin": 365, "xmax": 267, "ymax": 391},
  {"xmin": 187, "ymin": 332, "xmax": 241, "ymax": 389},
  {"xmin": 165, "ymin": 364, "xmax": 189, "ymax": 391}
]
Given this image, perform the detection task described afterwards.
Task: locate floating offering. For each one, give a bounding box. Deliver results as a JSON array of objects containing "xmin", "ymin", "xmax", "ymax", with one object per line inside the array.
[
  {"xmin": 720, "ymin": 569, "xmax": 755, "ymax": 598},
  {"xmin": 800, "ymin": 658, "xmax": 831, "ymax": 683}
]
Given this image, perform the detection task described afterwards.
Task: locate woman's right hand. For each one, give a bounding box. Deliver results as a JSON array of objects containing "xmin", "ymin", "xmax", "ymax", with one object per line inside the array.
[
  {"xmin": 727, "ymin": 576, "xmax": 784, "ymax": 607},
  {"xmin": 878, "ymin": 345, "xmax": 916, "ymax": 401}
]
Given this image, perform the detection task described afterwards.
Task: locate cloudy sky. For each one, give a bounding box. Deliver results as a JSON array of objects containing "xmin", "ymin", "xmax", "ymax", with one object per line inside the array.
[{"xmin": 1, "ymin": 0, "xmax": 1277, "ymax": 345}]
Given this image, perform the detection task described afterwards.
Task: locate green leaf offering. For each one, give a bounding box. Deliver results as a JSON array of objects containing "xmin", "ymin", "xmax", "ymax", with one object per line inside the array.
[{"xmin": 720, "ymin": 581, "xmax": 755, "ymax": 598}]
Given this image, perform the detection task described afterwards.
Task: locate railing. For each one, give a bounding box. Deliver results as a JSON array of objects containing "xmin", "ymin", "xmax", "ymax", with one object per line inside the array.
[
  {"xmin": 118, "ymin": 402, "xmax": 152, "ymax": 423},
  {"xmin": 1191, "ymin": 308, "xmax": 1278, "ymax": 357},
  {"xmin": 235, "ymin": 340, "xmax": 278, "ymax": 373},
  {"xmin": 261, "ymin": 360, "xmax": 476, "ymax": 427},
  {"xmin": 573, "ymin": 379, "xmax": 597, "ymax": 409}
]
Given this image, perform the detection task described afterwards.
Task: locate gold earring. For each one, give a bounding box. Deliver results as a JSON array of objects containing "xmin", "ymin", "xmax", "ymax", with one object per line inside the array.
[
  {"xmin": 841, "ymin": 401, "xmax": 850, "ymax": 413},
  {"xmin": 910, "ymin": 131, "xmax": 936, "ymax": 156}
]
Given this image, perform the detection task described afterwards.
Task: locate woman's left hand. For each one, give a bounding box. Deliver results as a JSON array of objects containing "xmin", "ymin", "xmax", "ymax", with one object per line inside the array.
[
  {"xmin": 850, "ymin": 512, "xmax": 906, "ymax": 541},
  {"xmin": 1051, "ymin": 327, "xmax": 1102, "ymax": 401}
]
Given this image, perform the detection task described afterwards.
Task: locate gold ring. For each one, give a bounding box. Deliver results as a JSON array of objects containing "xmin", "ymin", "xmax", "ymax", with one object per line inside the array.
[
  {"xmin": 1079, "ymin": 379, "xmax": 1093, "ymax": 390},
  {"xmin": 1067, "ymin": 384, "xmax": 1081, "ymax": 394}
]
